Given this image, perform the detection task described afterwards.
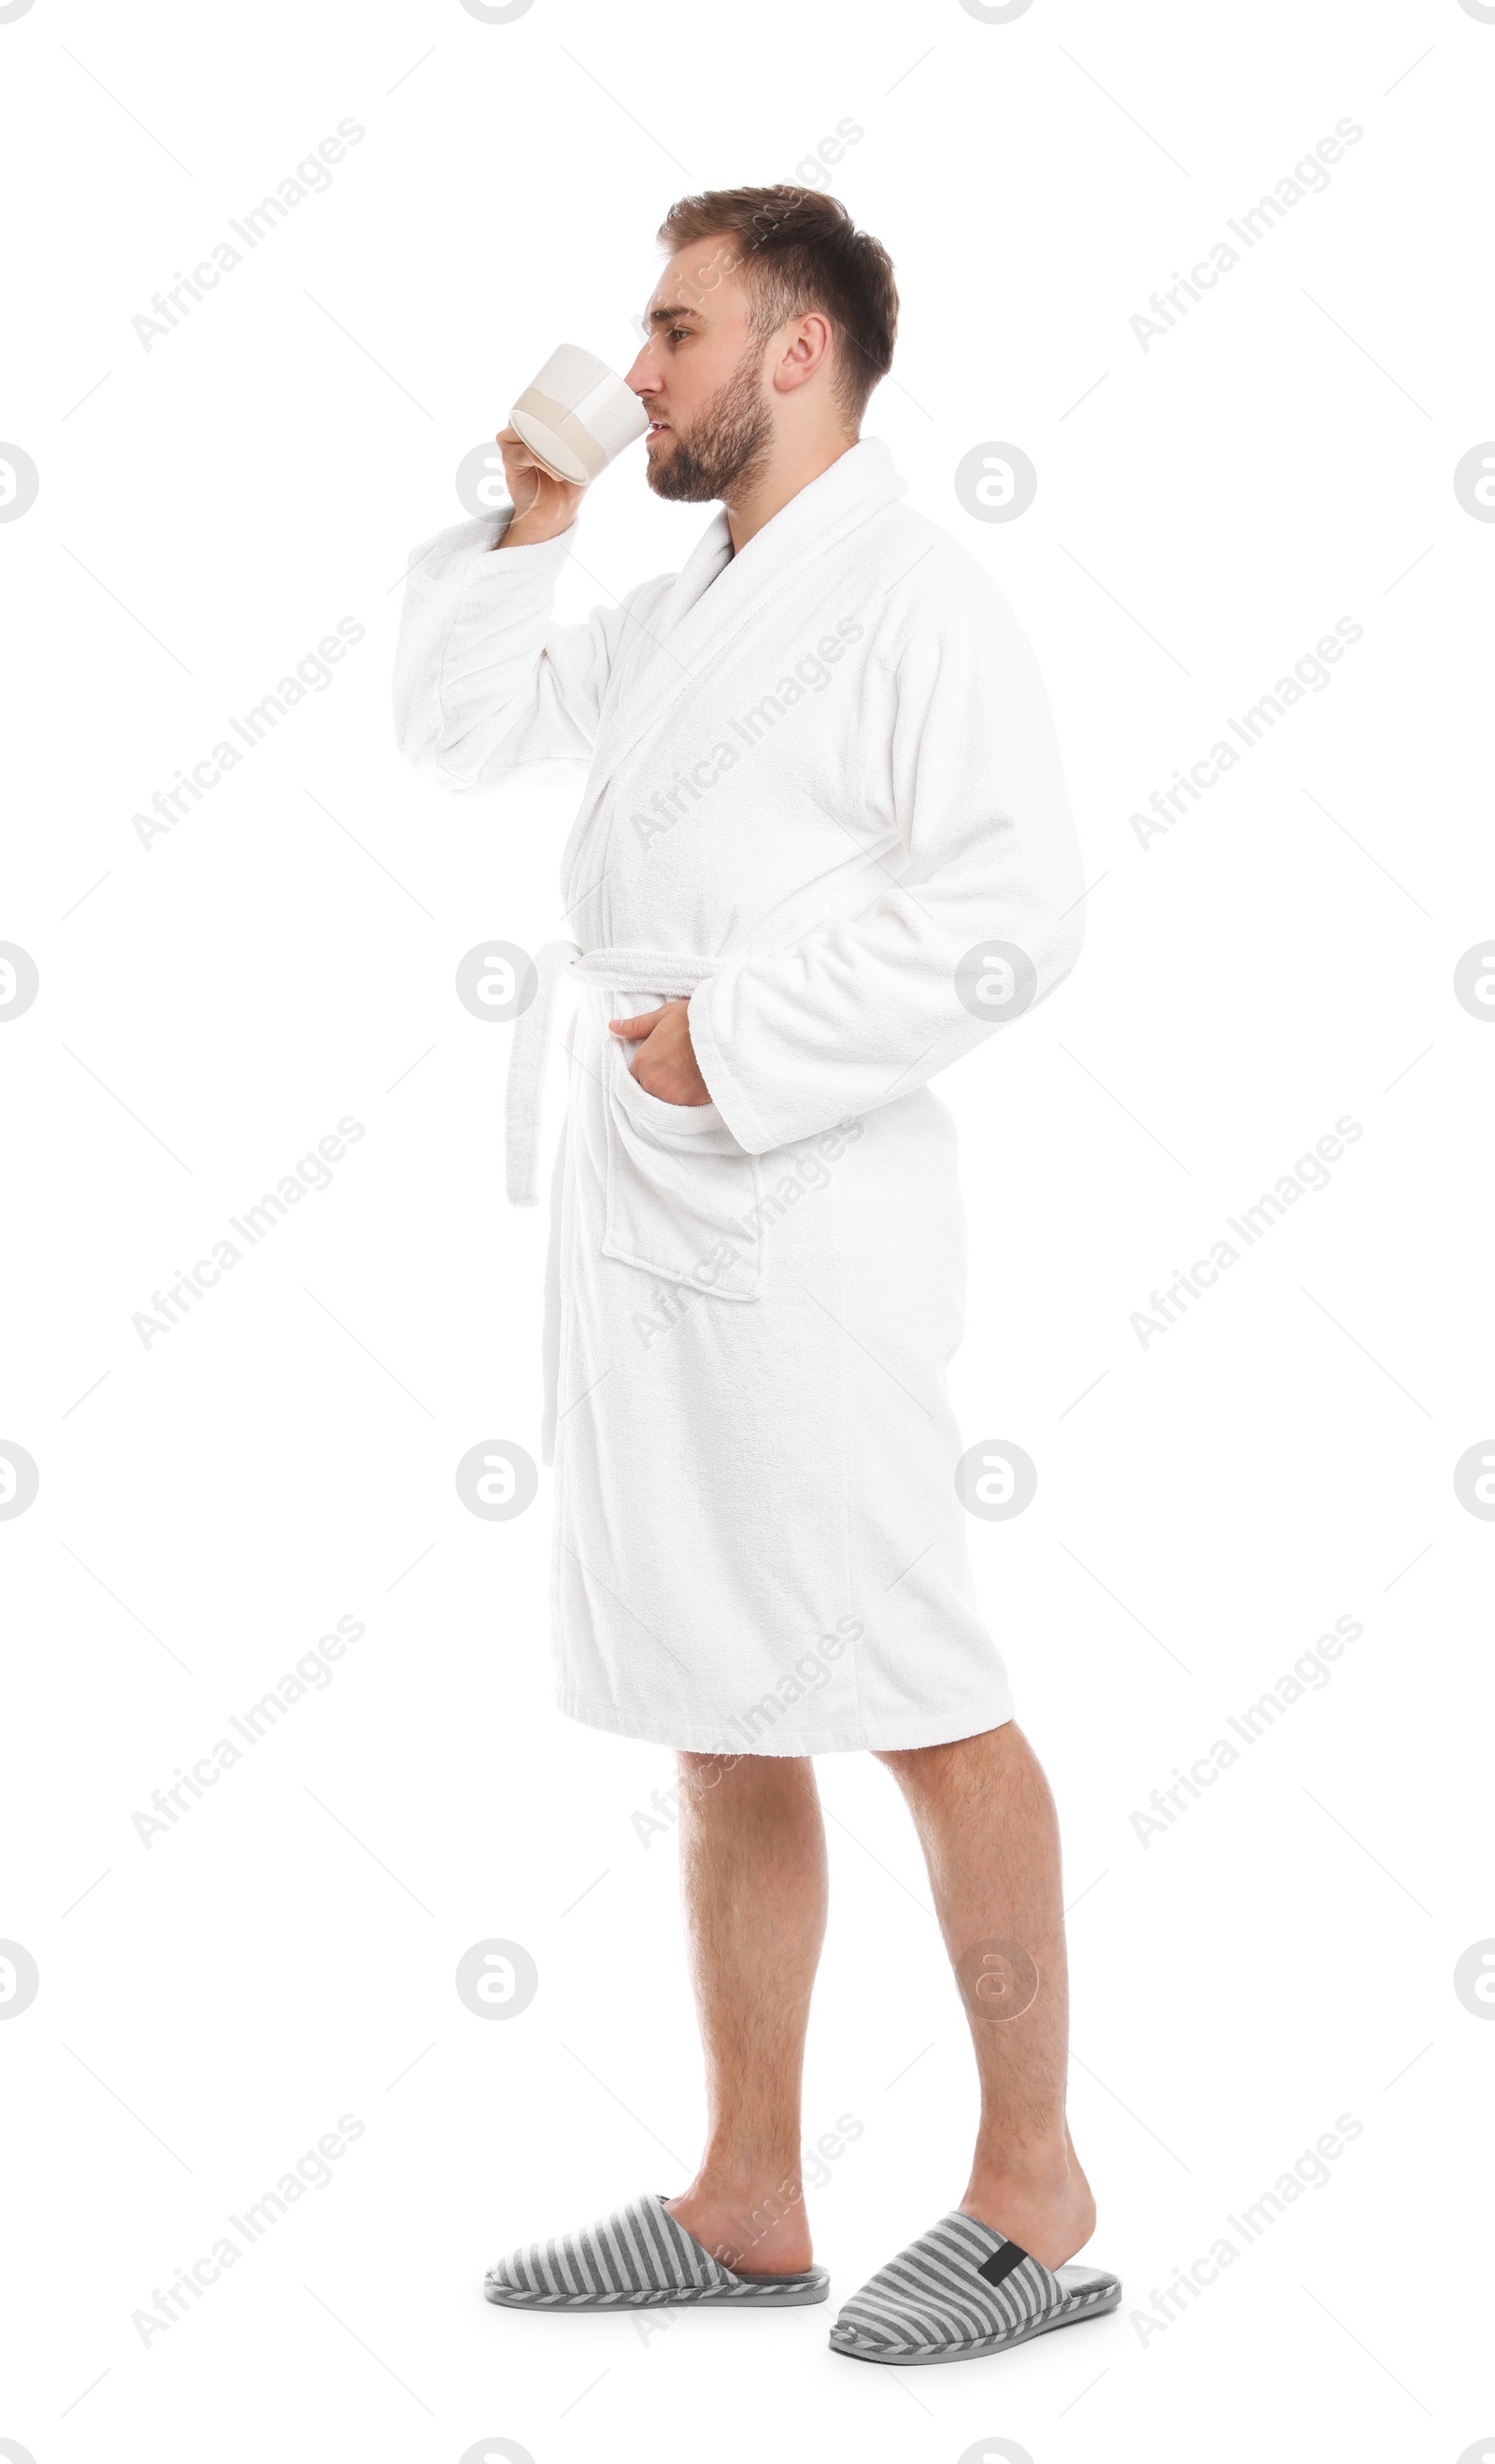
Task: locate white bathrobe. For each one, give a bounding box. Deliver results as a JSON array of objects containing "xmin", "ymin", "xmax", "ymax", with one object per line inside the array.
[{"xmin": 394, "ymin": 437, "xmax": 1084, "ymax": 1754}]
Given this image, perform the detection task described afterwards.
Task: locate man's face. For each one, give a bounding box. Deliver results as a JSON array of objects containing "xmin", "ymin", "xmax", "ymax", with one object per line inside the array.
[{"xmin": 625, "ymin": 242, "xmax": 774, "ymax": 504}]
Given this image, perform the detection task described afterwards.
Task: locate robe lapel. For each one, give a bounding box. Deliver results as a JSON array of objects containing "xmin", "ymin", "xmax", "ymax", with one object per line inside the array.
[{"xmin": 561, "ymin": 438, "xmax": 909, "ymax": 914}]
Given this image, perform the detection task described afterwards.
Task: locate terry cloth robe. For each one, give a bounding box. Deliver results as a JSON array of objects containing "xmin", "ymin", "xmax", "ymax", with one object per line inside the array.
[{"xmin": 394, "ymin": 436, "xmax": 1085, "ymax": 1755}]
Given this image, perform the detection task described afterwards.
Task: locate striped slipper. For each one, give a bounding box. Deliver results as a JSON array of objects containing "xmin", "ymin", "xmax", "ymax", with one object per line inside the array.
[
  {"xmin": 830, "ymin": 2211, "xmax": 1119, "ymax": 2365},
  {"xmin": 485, "ymin": 2190, "xmax": 829, "ymax": 2310}
]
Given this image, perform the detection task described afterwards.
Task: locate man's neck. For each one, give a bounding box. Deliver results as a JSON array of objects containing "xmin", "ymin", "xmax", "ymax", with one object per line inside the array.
[{"xmin": 721, "ymin": 430, "xmax": 860, "ymax": 555}]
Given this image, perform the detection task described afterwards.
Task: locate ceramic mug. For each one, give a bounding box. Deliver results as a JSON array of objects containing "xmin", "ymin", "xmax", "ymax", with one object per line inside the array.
[{"xmin": 508, "ymin": 345, "xmax": 649, "ymax": 486}]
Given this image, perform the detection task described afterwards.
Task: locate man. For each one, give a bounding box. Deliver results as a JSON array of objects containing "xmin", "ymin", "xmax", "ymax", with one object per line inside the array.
[{"xmin": 394, "ymin": 186, "xmax": 1118, "ymax": 2365}]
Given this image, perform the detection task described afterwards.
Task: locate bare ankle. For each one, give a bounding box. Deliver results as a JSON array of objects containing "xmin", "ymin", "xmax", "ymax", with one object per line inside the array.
[
  {"xmin": 668, "ymin": 2166, "xmax": 812, "ymax": 2272},
  {"xmin": 961, "ymin": 2144, "xmax": 1096, "ymax": 2270},
  {"xmin": 969, "ymin": 2138, "xmax": 1073, "ymax": 2197}
]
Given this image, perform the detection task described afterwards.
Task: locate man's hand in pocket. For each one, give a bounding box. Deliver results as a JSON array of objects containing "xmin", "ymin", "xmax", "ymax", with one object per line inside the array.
[{"xmin": 607, "ymin": 1000, "xmax": 712, "ymax": 1106}]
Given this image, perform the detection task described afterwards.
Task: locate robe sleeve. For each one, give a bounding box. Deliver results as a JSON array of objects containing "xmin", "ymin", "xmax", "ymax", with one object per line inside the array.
[
  {"xmin": 686, "ymin": 576, "xmax": 1087, "ymax": 1156},
  {"xmin": 392, "ymin": 508, "xmax": 638, "ymax": 789}
]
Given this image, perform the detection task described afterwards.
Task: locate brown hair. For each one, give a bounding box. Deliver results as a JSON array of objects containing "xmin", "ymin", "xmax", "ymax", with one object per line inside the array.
[{"xmin": 656, "ymin": 186, "xmax": 898, "ymax": 427}]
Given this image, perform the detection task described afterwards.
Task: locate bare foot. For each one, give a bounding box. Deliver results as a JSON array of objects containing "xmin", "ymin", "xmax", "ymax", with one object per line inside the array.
[
  {"xmin": 666, "ymin": 2177, "xmax": 813, "ymax": 2275},
  {"xmin": 961, "ymin": 2142, "xmax": 1097, "ymax": 2271}
]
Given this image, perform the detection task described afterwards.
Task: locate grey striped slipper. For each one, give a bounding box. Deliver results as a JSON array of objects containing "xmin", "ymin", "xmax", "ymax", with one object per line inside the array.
[
  {"xmin": 485, "ymin": 2190, "xmax": 829, "ymax": 2310},
  {"xmin": 830, "ymin": 2211, "xmax": 1119, "ymax": 2364}
]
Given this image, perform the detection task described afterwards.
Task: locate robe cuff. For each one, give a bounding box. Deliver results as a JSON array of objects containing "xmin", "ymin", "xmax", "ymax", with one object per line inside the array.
[
  {"xmin": 407, "ymin": 510, "xmax": 578, "ymax": 591},
  {"xmin": 487, "ymin": 508, "xmax": 581, "ymax": 563}
]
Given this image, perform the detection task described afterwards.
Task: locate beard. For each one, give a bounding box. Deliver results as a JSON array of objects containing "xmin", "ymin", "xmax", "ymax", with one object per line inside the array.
[{"xmin": 646, "ymin": 341, "xmax": 773, "ymax": 504}]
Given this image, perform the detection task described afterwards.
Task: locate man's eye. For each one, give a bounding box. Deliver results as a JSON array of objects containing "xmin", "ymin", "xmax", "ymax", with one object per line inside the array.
[{"xmin": 668, "ymin": 327, "xmax": 689, "ymax": 343}]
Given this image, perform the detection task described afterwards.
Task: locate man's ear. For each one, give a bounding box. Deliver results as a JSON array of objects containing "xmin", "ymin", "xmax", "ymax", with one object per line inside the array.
[{"xmin": 773, "ymin": 312, "xmax": 835, "ymax": 393}]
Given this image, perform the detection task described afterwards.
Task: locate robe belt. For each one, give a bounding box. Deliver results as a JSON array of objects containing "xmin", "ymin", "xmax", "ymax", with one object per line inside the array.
[{"xmin": 505, "ymin": 940, "xmax": 719, "ymax": 1207}]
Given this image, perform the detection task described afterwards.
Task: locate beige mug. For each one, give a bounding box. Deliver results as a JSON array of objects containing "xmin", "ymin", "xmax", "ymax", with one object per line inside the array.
[{"xmin": 509, "ymin": 344, "xmax": 649, "ymax": 486}]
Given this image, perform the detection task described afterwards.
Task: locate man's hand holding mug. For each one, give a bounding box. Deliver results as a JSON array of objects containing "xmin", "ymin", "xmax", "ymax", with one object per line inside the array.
[
  {"xmin": 492, "ymin": 342, "xmax": 648, "ymax": 548},
  {"xmin": 492, "ymin": 428, "xmax": 587, "ymax": 547}
]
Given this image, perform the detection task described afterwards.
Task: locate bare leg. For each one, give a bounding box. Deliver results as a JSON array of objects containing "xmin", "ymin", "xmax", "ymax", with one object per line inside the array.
[
  {"xmin": 664, "ymin": 1750, "xmax": 827, "ymax": 2273},
  {"xmin": 876, "ymin": 1721, "xmax": 1096, "ymax": 2269}
]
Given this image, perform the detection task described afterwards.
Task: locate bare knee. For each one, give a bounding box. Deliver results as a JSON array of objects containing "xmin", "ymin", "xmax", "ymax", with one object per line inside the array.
[
  {"xmin": 873, "ymin": 1744, "xmax": 926, "ymax": 1786},
  {"xmin": 675, "ymin": 1747, "xmax": 813, "ymax": 1809},
  {"xmin": 876, "ymin": 1722, "xmax": 1032, "ymax": 1799}
]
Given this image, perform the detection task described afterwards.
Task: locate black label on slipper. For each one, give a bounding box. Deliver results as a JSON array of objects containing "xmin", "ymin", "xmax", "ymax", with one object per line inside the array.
[{"xmin": 975, "ymin": 2239, "xmax": 1030, "ymax": 2288}]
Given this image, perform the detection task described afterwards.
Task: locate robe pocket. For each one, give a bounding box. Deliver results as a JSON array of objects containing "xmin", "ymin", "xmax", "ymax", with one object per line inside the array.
[{"xmin": 602, "ymin": 1038, "xmax": 766, "ymax": 1300}]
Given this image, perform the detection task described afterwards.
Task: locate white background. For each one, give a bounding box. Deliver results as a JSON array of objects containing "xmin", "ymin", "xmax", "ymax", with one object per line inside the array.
[{"xmin": 2, "ymin": 0, "xmax": 1492, "ymax": 2458}]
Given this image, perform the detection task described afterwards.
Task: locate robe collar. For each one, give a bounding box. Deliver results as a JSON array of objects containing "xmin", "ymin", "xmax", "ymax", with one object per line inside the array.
[
  {"xmin": 562, "ymin": 437, "xmax": 908, "ymax": 914},
  {"xmin": 646, "ymin": 434, "xmax": 908, "ymax": 677}
]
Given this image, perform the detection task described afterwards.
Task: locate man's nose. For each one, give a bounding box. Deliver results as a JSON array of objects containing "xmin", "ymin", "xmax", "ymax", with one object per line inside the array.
[{"xmin": 625, "ymin": 339, "xmax": 662, "ymax": 398}]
